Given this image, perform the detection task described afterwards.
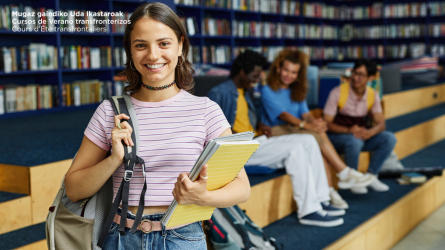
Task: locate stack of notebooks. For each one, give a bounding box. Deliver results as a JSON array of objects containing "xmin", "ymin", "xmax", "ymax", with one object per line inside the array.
[
  {"xmin": 161, "ymin": 131, "xmax": 259, "ymax": 227},
  {"xmin": 397, "ymin": 172, "xmax": 427, "ymax": 185}
]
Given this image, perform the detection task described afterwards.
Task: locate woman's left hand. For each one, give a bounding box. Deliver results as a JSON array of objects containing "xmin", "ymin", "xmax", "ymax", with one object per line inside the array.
[{"xmin": 172, "ymin": 164, "xmax": 209, "ymax": 206}]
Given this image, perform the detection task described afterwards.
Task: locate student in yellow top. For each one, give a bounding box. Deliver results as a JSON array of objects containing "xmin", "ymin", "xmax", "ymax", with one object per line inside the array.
[{"xmin": 233, "ymin": 87, "xmax": 257, "ymax": 135}]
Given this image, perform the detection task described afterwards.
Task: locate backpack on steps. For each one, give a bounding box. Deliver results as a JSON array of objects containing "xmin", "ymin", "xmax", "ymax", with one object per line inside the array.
[
  {"xmin": 205, "ymin": 205, "xmax": 283, "ymax": 250},
  {"xmin": 45, "ymin": 94, "xmax": 145, "ymax": 249}
]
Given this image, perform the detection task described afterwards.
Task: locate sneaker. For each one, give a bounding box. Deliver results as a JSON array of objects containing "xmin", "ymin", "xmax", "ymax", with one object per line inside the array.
[
  {"xmin": 321, "ymin": 201, "xmax": 345, "ymax": 216},
  {"xmin": 329, "ymin": 189, "xmax": 349, "ymax": 209},
  {"xmin": 299, "ymin": 211, "xmax": 344, "ymax": 227},
  {"xmin": 350, "ymin": 186, "xmax": 368, "ymax": 194},
  {"xmin": 337, "ymin": 168, "xmax": 376, "ymax": 189},
  {"xmin": 368, "ymin": 177, "xmax": 390, "ymax": 192}
]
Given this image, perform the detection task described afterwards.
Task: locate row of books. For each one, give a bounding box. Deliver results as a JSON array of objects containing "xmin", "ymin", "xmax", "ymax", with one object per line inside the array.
[
  {"xmin": 234, "ymin": 46, "xmax": 283, "ymax": 63},
  {"xmin": 175, "ymin": 0, "xmax": 201, "ymax": 5},
  {"xmin": 114, "ymin": 47, "xmax": 127, "ymax": 68},
  {"xmin": 204, "ymin": 0, "xmax": 231, "ymax": 9},
  {"xmin": 352, "ymin": 24, "xmax": 425, "ymax": 39},
  {"xmin": 429, "ymin": 23, "xmax": 445, "ymax": 37},
  {"xmin": 61, "ymin": 80, "xmax": 117, "ymax": 107},
  {"xmin": 303, "ymin": 3, "xmax": 341, "ymax": 19},
  {"xmin": 187, "ymin": 46, "xmax": 201, "ymax": 64},
  {"xmin": 0, "ymin": 4, "xmax": 56, "ymax": 31},
  {"xmin": 111, "ymin": 12, "xmax": 132, "ymax": 33},
  {"xmin": 179, "ymin": 17, "xmax": 199, "ymax": 36},
  {"xmin": 429, "ymin": 2, "xmax": 445, "ymax": 17},
  {"xmin": 231, "ymin": 21, "xmax": 338, "ymax": 39},
  {"xmin": 58, "ymin": 9, "xmax": 109, "ymax": 33},
  {"xmin": 1, "ymin": 44, "xmax": 58, "ymax": 73},
  {"xmin": 284, "ymin": 24, "xmax": 337, "ymax": 40},
  {"xmin": 430, "ymin": 44, "xmax": 445, "ymax": 57},
  {"xmin": 232, "ymin": 21, "xmax": 282, "ymax": 38},
  {"xmin": 384, "ymin": 3, "xmax": 428, "ymax": 18},
  {"xmin": 234, "ymin": 44, "xmax": 431, "ymax": 62},
  {"xmin": 0, "ymin": 84, "xmax": 58, "ymax": 114},
  {"xmin": 60, "ymin": 46, "xmax": 112, "ymax": 70},
  {"xmin": 202, "ymin": 18, "xmax": 231, "ymax": 36},
  {"xmin": 202, "ymin": 46, "xmax": 231, "ymax": 64}
]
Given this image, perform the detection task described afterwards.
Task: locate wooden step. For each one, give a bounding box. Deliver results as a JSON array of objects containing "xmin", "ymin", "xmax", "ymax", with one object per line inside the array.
[
  {"xmin": 0, "ymin": 192, "xmax": 32, "ymax": 234},
  {"xmin": 326, "ymin": 171, "xmax": 445, "ymax": 250},
  {"xmin": 382, "ymin": 83, "xmax": 445, "ymax": 119}
]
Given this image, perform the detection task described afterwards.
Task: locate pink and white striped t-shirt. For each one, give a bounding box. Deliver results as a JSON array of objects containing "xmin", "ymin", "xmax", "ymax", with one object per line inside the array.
[{"xmin": 84, "ymin": 89, "xmax": 231, "ymax": 206}]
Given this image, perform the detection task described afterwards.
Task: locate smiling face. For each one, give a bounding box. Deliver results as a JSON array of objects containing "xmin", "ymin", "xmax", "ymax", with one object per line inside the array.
[
  {"xmin": 130, "ymin": 17, "xmax": 183, "ymax": 86},
  {"xmin": 240, "ymin": 66, "xmax": 263, "ymax": 89},
  {"xmin": 278, "ymin": 60, "xmax": 300, "ymax": 87},
  {"xmin": 351, "ymin": 65, "xmax": 372, "ymax": 90}
]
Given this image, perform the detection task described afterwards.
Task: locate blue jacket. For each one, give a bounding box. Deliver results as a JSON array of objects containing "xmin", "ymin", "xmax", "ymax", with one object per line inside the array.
[{"xmin": 207, "ymin": 79, "xmax": 259, "ymax": 129}]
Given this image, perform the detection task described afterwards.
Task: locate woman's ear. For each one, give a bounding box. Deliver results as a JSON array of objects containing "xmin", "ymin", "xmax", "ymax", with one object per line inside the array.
[
  {"xmin": 178, "ymin": 36, "xmax": 184, "ymax": 57},
  {"xmin": 276, "ymin": 67, "xmax": 281, "ymax": 74}
]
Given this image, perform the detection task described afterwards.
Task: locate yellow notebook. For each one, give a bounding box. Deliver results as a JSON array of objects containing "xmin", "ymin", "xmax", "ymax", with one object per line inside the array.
[{"xmin": 161, "ymin": 133, "xmax": 259, "ymax": 227}]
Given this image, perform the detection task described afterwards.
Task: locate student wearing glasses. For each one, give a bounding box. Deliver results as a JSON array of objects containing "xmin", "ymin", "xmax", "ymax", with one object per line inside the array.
[{"xmin": 323, "ymin": 59, "xmax": 397, "ymax": 194}]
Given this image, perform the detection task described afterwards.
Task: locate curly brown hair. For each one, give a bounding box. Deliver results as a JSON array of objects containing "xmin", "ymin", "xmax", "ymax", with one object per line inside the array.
[
  {"xmin": 266, "ymin": 49, "xmax": 308, "ymax": 102},
  {"xmin": 119, "ymin": 2, "xmax": 195, "ymax": 94}
]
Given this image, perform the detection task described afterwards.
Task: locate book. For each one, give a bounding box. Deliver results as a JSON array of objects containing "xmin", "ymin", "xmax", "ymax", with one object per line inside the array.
[
  {"xmin": 401, "ymin": 172, "xmax": 427, "ymax": 184},
  {"xmin": 0, "ymin": 86, "xmax": 4, "ymax": 115},
  {"xmin": 161, "ymin": 131, "xmax": 259, "ymax": 227}
]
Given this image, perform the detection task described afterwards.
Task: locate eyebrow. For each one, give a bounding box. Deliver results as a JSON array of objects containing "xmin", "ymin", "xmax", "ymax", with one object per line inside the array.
[{"xmin": 132, "ymin": 37, "xmax": 174, "ymax": 44}]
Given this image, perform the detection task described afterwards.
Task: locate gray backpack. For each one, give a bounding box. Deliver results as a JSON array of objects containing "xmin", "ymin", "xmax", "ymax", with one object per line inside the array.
[
  {"xmin": 46, "ymin": 94, "xmax": 145, "ymax": 249},
  {"xmin": 205, "ymin": 205, "xmax": 283, "ymax": 250}
]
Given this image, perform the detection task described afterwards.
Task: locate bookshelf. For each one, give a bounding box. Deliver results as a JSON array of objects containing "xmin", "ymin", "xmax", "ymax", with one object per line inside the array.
[
  {"xmin": 1, "ymin": 0, "xmax": 445, "ymax": 118},
  {"xmin": 0, "ymin": 0, "xmax": 175, "ymax": 119}
]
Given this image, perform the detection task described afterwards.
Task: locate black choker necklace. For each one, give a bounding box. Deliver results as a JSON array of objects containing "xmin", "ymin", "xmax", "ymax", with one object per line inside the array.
[{"xmin": 142, "ymin": 81, "xmax": 176, "ymax": 91}]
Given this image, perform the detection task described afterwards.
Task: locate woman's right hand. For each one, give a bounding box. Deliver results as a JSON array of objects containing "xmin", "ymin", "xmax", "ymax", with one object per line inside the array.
[{"xmin": 110, "ymin": 114, "xmax": 134, "ymax": 163}]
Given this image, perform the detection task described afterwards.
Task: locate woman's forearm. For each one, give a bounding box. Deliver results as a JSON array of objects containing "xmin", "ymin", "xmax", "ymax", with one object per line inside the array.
[
  {"xmin": 65, "ymin": 156, "xmax": 122, "ymax": 202},
  {"xmin": 278, "ymin": 112, "xmax": 302, "ymax": 126}
]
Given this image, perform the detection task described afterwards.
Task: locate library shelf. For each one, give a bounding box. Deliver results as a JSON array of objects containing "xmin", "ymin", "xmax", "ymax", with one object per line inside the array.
[
  {"xmin": 61, "ymin": 68, "xmax": 118, "ymax": 73},
  {"xmin": 0, "ymin": 30, "xmax": 56, "ymax": 35},
  {"xmin": 59, "ymin": 32, "xmax": 111, "ymax": 36},
  {"xmin": 176, "ymin": 4, "xmax": 201, "ymax": 10},
  {"xmin": 0, "ymin": 70, "xmax": 58, "ymax": 76},
  {"xmin": 0, "ymin": 103, "xmax": 100, "ymax": 120}
]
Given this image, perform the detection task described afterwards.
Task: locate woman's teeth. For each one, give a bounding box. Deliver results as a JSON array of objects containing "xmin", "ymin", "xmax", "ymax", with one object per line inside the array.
[{"xmin": 145, "ymin": 64, "xmax": 165, "ymax": 69}]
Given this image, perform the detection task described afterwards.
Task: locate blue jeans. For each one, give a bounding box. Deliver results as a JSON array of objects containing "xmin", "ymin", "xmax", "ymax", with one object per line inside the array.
[
  {"xmin": 327, "ymin": 131, "xmax": 397, "ymax": 174},
  {"xmin": 103, "ymin": 208, "xmax": 207, "ymax": 250}
]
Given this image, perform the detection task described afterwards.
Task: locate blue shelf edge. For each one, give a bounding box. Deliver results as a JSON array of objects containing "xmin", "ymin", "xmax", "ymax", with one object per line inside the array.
[
  {"xmin": 0, "ymin": 70, "xmax": 58, "ymax": 76},
  {"xmin": 0, "ymin": 103, "xmax": 100, "ymax": 120}
]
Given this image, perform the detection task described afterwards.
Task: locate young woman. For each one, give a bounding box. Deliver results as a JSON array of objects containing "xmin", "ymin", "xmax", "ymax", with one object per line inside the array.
[
  {"xmin": 261, "ymin": 49, "xmax": 375, "ymax": 208},
  {"xmin": 64, "ymin": 3, "xmax": 250, "ymax": 249}
]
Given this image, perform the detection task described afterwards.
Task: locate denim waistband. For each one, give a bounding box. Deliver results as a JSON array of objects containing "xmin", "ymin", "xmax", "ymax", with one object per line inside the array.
[{"xmin": 116, "ymin": 207, "xmax": 165, "ymax": 222}]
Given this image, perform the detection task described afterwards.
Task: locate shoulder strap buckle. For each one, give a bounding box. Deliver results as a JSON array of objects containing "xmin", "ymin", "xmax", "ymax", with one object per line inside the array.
[{"xmin": 124, "ymin": 170, "xmax": 133, "ymax": 182}]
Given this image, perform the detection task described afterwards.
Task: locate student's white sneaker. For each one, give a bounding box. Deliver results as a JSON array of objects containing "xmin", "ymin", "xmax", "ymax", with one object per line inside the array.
[
  {"xmin": 337, "ymin": 168, "xmax": 376, "ymax": 189},
  {"xmin": 350, "ymin": 186, "xmax": 368, "ymax": 194},
  {"xmin": 368, "ymin": 176, "xmax": 390, "ymax": 192},
  {"xmin": 329, "ymin": 189, "xmax": 349, "ymax": 209}
]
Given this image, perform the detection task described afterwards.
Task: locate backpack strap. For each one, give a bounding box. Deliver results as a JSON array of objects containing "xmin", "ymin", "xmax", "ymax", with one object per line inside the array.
[
  {"xmin": 338, "ymin": 82, "xmax": 349, "ymax": 111},
  {"xmin": 366, "ymin": 86, "xmax": 375, "ymax": 112},
  {"xmin": 97, "ymin": 95, "xmax": 147, "ymax": 247},
  {"xmin": 338, "ymin": 83, "xmax": 375, "ymax": 112}
]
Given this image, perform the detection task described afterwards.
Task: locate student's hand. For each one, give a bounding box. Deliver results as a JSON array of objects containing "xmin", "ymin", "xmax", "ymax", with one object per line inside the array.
[
  {"xmin": 110, "ymin": 114, "xmax": 134, "ymax": 163},
  {"xmin": 348, "ymin": 125, "xmax": 361, "ymax": 134},
  {"xmin": 259, "ymin": 123, "xmax": 272, "ymax": 138},
  {"xmin": 353, "ymin": 127, "xmax": 373, "ymax": 140},
  {"xmin": 313, "ymin": 118, "xmax": 328, "ymax": 132},
  {"xmin": 173, "ymin": 164, "xmax": 209, "ymax": 206},
  {"xmin": 305, "ymin": 122, "xmax": 325, "ymax": 134}
]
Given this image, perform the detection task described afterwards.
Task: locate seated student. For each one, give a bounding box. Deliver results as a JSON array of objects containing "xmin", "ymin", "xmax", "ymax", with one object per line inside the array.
[
  {"xmin": 323, "ymin": 59, "xmax": 397, "ymax": 194},
  {"xmin": 261, "ymin": 49, "xmax": 374, "ymax": 207},
  {"xmin": 208, "ymin": 50, "xmax": 344, "ymax": 227}
]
